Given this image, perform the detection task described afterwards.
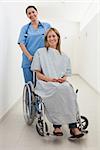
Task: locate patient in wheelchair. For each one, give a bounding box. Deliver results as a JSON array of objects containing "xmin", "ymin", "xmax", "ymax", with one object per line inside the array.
[{"xmin": 31, "ymin": 28, "xmax": 84, "ymax": 138}]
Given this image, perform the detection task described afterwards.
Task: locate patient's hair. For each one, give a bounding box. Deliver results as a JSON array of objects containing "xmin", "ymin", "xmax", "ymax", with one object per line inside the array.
[{"xmin": 44, "ymin": 28, "xmax": 61, "ymax": 54}]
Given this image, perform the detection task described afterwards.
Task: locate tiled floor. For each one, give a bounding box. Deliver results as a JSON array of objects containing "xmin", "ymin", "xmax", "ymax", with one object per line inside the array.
[{"xmin": 0, "ymin": 75, "xmax": 100, "ymax": 150}]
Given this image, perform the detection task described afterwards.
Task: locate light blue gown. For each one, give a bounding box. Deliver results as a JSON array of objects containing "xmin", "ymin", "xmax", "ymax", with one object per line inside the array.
[{"xmin": 31, "ymin": 47, "xmax": 77, "ymax": 125}]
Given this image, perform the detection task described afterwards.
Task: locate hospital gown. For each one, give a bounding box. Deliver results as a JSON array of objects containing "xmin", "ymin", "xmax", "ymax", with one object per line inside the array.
[{"xmin": 31, "ymin": 47, "xmax": 77, "ymax": 125}]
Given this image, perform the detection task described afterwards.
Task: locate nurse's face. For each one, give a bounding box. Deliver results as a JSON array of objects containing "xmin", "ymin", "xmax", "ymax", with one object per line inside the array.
[
  {"xmin": 26, "ymin": 7, "xmax": 38, "ymax": 22},
  {"xmin": 47, "ymin": 30, "xmax": 58, "ymax": 49}
]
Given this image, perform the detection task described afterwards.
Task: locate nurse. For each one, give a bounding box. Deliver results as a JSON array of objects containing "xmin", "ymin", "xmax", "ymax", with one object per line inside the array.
[{"xmin": 18, "ymin": 5, "xmax": 51, "ymax": 83}]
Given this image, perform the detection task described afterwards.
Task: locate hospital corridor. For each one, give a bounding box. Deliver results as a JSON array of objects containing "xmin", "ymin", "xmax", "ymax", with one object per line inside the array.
[{"xmin": 0, "ymin": 1, "xmax": 100, "ymax": 150}]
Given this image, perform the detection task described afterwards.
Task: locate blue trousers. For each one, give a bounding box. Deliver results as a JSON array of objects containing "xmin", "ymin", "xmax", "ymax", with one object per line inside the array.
[{"xmin": 23, "ymin": 67, "xmax": 33, "ymax": 83}]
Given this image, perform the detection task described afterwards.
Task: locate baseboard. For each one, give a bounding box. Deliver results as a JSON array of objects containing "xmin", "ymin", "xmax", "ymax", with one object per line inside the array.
[
  {"xmin": 0, "ymin": 98, "xmax": 21, "ymax": 123},
  {"xmin": 78, "ymin": 74, "xmax": 100, "ymax": 95}
]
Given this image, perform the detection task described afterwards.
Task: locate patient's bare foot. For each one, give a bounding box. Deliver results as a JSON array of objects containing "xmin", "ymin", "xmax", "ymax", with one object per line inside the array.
[
  {"xmin": 69, "ymin": 128, "xmax": 84, "ymax": 138},
  {"xmin": 53, "ymin": 128, "xmax": 63, "ymax": 136},
  {"xmin": 71, "ymin": 128, "xmax": 81, "ymax": 135},
  {"xmin": 54, "ymin": 128, "xmax": 62, "ymax": 133}
]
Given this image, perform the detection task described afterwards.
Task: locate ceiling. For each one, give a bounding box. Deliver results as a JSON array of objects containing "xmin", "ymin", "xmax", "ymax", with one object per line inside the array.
[
  {"xmin": 27, "ymin": 0, "xmax": 99, "ymax": 22},
  {"xmin": 0, "ymin": 0, "xmax": 99, "ymax": 22}
]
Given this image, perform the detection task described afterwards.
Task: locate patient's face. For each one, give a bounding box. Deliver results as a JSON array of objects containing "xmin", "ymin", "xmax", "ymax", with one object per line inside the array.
[{"xmin": 47, "ymin": 30, "xmax": 58, "ymax": 49}]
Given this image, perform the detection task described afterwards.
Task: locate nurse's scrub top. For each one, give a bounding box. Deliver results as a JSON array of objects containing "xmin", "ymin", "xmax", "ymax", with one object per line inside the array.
[{"xmin": 18, "ymin": 21, "xmax": 51, "ymax": 68}]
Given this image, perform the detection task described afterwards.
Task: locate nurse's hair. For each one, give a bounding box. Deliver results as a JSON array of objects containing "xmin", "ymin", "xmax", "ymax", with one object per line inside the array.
[
  {"xmin": 26, "ymin": 6, "xmax": 38, "ymax": 14},
  {"xmin": 44, "ymin": 28, "xmax": 61, "ymax": 54}
]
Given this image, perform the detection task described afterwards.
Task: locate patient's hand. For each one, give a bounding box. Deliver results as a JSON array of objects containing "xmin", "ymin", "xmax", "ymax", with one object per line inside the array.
[
  {"xmin": 47, "ymin": 77, "xmax": 66, "ymax": 83},
  {"xmin": 47, "ymin": 78, "xmax": 59, "ymax": 82},
  {"xmin": 51, "ymin": 78, "xmax": 59, "ymax": 82},
  {"xmin": 57, "ymin": 78, "xmax": 66, "ymax": 83}
]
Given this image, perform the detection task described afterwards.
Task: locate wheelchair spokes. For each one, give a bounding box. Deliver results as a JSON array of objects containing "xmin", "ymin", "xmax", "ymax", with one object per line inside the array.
[
  {"xmin": 23, "ymin": 82, "xmax": 89, "ymax": 137},
  {"xmin": 23, "ymin": 84, "xmax": 35, "ymax": 125}
]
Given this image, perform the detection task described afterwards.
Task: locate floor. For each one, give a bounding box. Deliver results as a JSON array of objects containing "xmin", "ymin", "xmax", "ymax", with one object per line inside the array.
[{"xmin": 0, "ymin": 75, "xmax": 100, "ymax": 150}]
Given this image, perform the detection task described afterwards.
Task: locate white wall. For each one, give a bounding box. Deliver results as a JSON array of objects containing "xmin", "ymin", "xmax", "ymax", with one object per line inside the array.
[
  {"xmin": 0, "ymin": 3, "xmax": 24, "ymax": 119},
  {"xmin": 80, "ymin": 1, "xmax": 100, "ymax": 30},
  {"xmin": 97, "ymin": 12, "xmax": 100, "ymax": 93},
  {"xmin": 77, "ymin": 12, "xmax": 100, "ymax": 93}
]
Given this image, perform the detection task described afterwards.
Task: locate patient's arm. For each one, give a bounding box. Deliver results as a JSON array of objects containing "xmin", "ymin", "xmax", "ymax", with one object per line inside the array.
[{"xmin": 35, "ymin": 70, "xmax": 58, "ymax": 82}]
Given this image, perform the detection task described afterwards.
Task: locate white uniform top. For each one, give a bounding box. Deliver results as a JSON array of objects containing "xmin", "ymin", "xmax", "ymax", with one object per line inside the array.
[{"xmin": 31, "ymin": 47, "xmax": 77, "ymax": 125}]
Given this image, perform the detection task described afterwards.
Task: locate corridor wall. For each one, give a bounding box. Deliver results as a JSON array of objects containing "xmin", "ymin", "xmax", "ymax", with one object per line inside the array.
[
  {"xmin": 0, "ymin": 3, "xmax": 24, "ymax": 119},
  {"xmin": 77, "ymin": 12, "xmax": 100, "ymax": 93}
]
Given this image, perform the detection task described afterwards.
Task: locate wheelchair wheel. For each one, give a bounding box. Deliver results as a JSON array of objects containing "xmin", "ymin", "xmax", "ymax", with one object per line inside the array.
[
  {"xmin": 77, "ymin": 115, "xmax": 89, "ymax": 130},
  {"xmin": 36, "ymin": 120, "xmax": 48, "ymax": 136},
  {"xmin": 23, "ymin": 84, "xmax": 35, "ymax": 125}
]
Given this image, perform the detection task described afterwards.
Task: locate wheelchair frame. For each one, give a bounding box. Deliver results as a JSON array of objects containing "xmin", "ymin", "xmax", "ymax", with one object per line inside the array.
[{"xmin": 23, "ymin": 81, "xmax": 88, "ymax": 137}]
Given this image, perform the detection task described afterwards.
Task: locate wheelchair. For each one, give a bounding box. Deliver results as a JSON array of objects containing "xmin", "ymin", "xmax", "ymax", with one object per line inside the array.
[{"xmin": 23, "ymin": 81, "xmax": 89, "ymax": 137}]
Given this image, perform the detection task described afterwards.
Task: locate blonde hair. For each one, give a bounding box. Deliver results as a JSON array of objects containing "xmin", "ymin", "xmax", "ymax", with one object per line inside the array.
[{"xmin": 44, "ymin": 28, "xmax": 61, "ymax": 54}]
